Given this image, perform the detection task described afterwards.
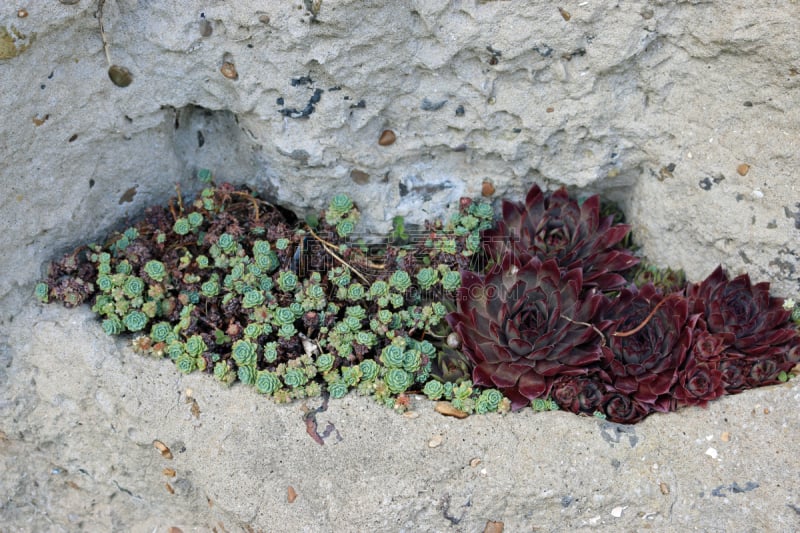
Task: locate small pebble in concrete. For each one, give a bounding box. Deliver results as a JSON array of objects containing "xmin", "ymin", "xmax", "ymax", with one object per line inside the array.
[
  {"xmin": 428, "ymin": 435, "xmax": 443, "ymax": 448},
  {"xmin": 481, "ymin": 180, "xmax": 495, "ymax": 197},
  {"xmin": 17, "ymin": 9, "xmax": 28, "ymax": 18},
  {"xmin": 220, "ymin": 61, "xmax": 238, "ymax": 80},
  {"xmin": 108, "ymin": 65, "xmax": 133, "ymax": 87},
  {"xmin": 154, "ymin": 440, "xmax": 173, "ymax": 459},
  {"xmin": 378, "ymin": 130, "xmax": 396, "ymax": 146},
  {"xmin": 610, "ymin": 506, "xmax": 626, "ymax": 518},
  {"xmin": 737, "ymin": 163, "xmax": 750, "ymax": 176}
]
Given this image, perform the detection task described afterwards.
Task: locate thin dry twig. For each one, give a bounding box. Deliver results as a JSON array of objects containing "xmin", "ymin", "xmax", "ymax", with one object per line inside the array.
[
  {"xmin": 611, "ymin": 298, "xmax": 667, "ymax": 338},
  {"xmin": 560, "ymin": 315, "xmax": 607, "ymax": 346},
  {"xmin": 306, "ymin": 226, "xmax": 370, "ymax": 284}
]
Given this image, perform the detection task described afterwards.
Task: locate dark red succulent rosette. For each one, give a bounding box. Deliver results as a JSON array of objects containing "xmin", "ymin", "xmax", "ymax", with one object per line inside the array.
[
  {"xmin": 550, "ymin": 374, "xmax": 608, "ymax": 415},
  {"xmin": 687, "ymin": 266, "xmax": 800, "ymax": 392},
  {"xmin": 601, "ymin": 392, "xmax": 650, "ymax": 424},
  {"xmin": 673, "ymin": 316, "xmax": 727, "ymax": 407},
  {"xmin": 446, "ymin": 252, "xmax": 610, "ymax": 410},
  {"xmin": 602, "ymin": 284, "xmax": 696, "ymax": 422},
  {"xmin": 482, "ymin": 184, "xmax": 639, "ymax": 291}
]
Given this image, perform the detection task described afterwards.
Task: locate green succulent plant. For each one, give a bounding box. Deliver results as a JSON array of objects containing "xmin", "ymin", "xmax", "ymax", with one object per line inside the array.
[
  {"xmin": 263, "ymin": 342, "xmax": 279, "ymax": 363},
  {"xmin": 201, "ymin": 277, "xmax": 220, "ymax": 297},
  {"xmin": 185, "ymin": 335, "xmax": 207, "ymax": 357},
  {"xmin": 380, "ymin": 344, "xmax": 405, "ymax": 368},
  {"xmin": 123, "ymin": 310, "xmax": 148, "ymax": 332},
  {"xmin": 237, "ymin": 365, "xmax": 257, "ymax": 385},
  {"xmin": 475, "ymin": 389, "xmax": 504, "ymax": 414},
  {"xmin": 316, "ymin": 353, "xmax": 335, "ymax": 373},
  {"xmin": 423, "ymin": 380, "xmax": 445, "ymax": 400},
  {"xmin": 283, "ymin": 367, "xmax": 309, "ymax": 388},
  {"xmin": 256, "ymin": 370, "xmax": 282, "ymax": 394},
  {"xmin": 277, "ymin": 270, "xmax": 298, "ymax": 292},
  {"xmin": 242, "ymin": 289, "xmax": 265, "ymax": 308},
  {"xmin": 359, "ymin": 359, "xmax": 379, "ymax": 382},
  {"xmin": 123, "ymin": 276, "xmax": 145, "ymax": 298},
  {"xmin": 173, "ymin": 218, "xmax": 191, "ymax": 235},
  {"xmin": 175, "ymin": 354, "xmax": 197, "ymax": 374},
  {"xmin": 231, "ymin": 339, "xmax": 258, "ymax": 366},
  {"xmin": 385, "ymin": 368, "xmax": 413, "ymax": 394},
  {"xmin": 102, "ymin": 316, "xmax": 124, "ymax": 336},
  {"xmin": 197, "ymin": 168, "xmax": 213, "ymax": 183},
  {"xmin": 187, "ymin": 212, "xmax": 204, "ymax": 228},
  {"xmin": 328, "ymin": 380, "xmax": 349, "ymax": 399},
  {"xmin": 218, "ymin": 233, "xmax": 237, "ymax": 254},
  {"xmin": 150, "ymin": 322, "xmax": 172, "ymax": 343},
  {"xmin": 144, "ymin": 260, "xmax": 167, "ymax": 282},
  {"xmin": 440, "ymin": 270, "xmax": 461, "ymax": 291}
]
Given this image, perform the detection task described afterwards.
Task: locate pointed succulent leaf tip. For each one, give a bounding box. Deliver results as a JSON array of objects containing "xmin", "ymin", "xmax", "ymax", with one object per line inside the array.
[
  {"xmin": 447, "ymin": 250, "xmax": 610, "ymax": 410},
  {"xmin": 483, "ymin": 183, "xmax": 638, "ymax": 291}
]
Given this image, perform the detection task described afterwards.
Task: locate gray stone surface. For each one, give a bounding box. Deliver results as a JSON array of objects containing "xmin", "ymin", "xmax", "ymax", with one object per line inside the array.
[{"xmin": 1, "ymin": 0, "xmax": 799, "ymax": 531}]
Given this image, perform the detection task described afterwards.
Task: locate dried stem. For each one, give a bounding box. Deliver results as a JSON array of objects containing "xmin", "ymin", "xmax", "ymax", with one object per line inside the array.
[
  {"xmin": 306, "ymin": 226, "xmax": 369, "ymax": 284},
  {"xmin": 611, "ymin": 298, "xmax": 667, "ymax": 338},
  {"xmin": 97, "ymin": 0, "xmax": 112, "ymax": 67},
  {"xmin": 560, "ymin": 315, "xmax": 606, "ymax": 346}
]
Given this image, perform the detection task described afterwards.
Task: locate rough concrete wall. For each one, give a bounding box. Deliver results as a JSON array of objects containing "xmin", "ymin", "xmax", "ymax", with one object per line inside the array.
[{"xmin": 1, "ymin": 0, "xmax": 798, "ymax": 305}]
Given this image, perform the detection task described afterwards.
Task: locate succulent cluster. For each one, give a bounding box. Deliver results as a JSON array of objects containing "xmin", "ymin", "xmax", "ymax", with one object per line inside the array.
[
  {"xmin": 36, "ymin": 172, "xmax": 508, "ymax": 415},
  {"xmin": 36, "ymin": 178, "xmax": 800, "ymax": 423},
  {"xmin": 448, "ymin": 183, "xmax": 800, "ymax": 423}
]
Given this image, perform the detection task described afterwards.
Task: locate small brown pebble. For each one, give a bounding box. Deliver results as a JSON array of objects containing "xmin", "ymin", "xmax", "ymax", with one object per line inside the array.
[
  {"xmin": 258, "ymin": 14, "xmax": 271, "ymax": 24},
  {"xmin": 546, "ymin": 107, "xmax": 554, "ymax": 113},
  {"xmin": 165, "ymin": 482, "xmax": 175, "ymax": 494},
  {"xmin": 403, "ymin": 411, "xmax": 420, "ymax": 419},
  {"xmin": 108, "ymin": 65, "xmax": 133, "ymax": 87},
  {"xmin": 153, "ymin": 440, "xmax": 173, "ymax": 460},
  {"xmin": 720, "ymin": 431, "xmax": 730, "ymax": 442},
  {"xmin": 378, "ymin": 129, "xmax": 396, "ymax": 146},
  {"xmin": 736, "ymin": 163, "xmax": 750, "ymax": 176},
  {"xmin": 428, "ymin": 435, "xmax": 444, "ymax": 448},
  {"xmin": 469, "ymin": 457, "xmax": 482, "ymax": 468},
  {"xmin": 220, "ymin": 62, "xmax": 238, "ymax": 80},
  {"xmin": 17, "ymin": 8, "xmax": 28, "ymax": 18},
  {"xmin": 659, "ymin": 482, "xmax": 670, "ymax": 495},
  {"xmin": 167, "ymin": 528, "xmax": 183, "ymax": 533},
  {"xmin": 350, "ymin": 169, "xmax": 370, "ymax": 184},
  {"xmin": 763, "ymin": 407, "xmax": 770, "ymax": 414},
  {"xmin": 287, "ymin": 486, "xmax": 298, "ymax": 503},
  {"xmin": 481, "ymin": 180, "xmax": 495, "ymax": 197},
  {"xmin": 484, "ymin": 520, "xmax": 504, "ymax": 533},
  {"xmin": 558, "ymin": 7, "xmax": 571, "ymax": 21},
  {"xmin": 163, "ymin": 468, "xmax": 177, "ymax": 477},
  {"xmin": 32, "ymin": 114, "xmax": 49, "ymax": 126},
  {"xmin": 434, "ymin": 401, "xmax": 469, "ymax": 419}
]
